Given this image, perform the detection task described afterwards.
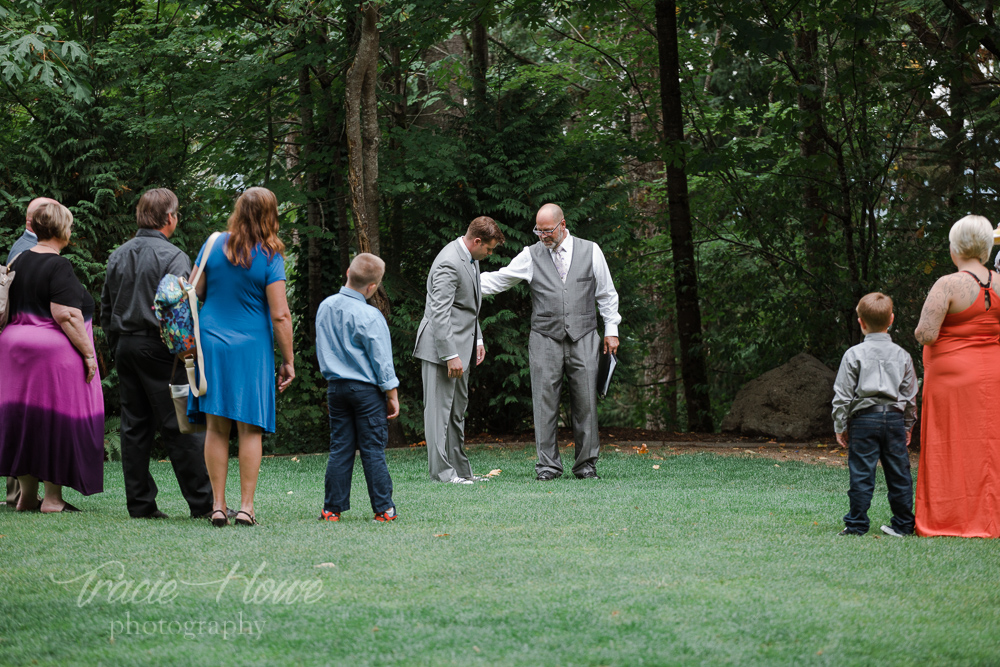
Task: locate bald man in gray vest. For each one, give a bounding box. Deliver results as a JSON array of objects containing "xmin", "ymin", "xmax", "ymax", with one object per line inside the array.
[{"xmin": 480, "ymin": 203, "xmax": 620, "ymax": 480}]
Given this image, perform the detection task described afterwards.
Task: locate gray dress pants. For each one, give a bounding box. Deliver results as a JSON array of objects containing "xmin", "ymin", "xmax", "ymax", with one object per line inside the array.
[
  {"xmin": 529, "ymin": 329, "xmax": 601, "ymax": 476},
  {"xmin": 421, "ymin": 360, "xmax": 473, "ymax": 482}
]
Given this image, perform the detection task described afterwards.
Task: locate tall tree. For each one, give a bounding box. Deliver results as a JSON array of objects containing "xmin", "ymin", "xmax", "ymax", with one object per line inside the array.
[
  {"xmin": 655, "ymin": 0, "xmax": 713, "ymax": 431},
  {"xmin": 345, "ymin": 0, "xmax": 387, "ymax": 314}
]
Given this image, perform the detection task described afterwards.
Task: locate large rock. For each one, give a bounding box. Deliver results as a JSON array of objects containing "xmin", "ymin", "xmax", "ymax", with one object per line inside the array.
[{"xmin": 721, "ymin": 353, "xmax": 836, "ymax": 439}]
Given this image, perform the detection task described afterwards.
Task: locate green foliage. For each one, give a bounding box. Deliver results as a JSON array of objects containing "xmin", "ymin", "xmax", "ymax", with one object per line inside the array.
[
  {"xmin": 103, "ymin": 415, "xmax": 121, "ymax": 461},
  {"xmin": 5, "ymin": 0, "xmax": 999, "ymax": 440}
]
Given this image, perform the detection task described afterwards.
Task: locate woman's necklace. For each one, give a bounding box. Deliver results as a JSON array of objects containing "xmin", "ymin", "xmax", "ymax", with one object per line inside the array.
[{"xmin": 33, "ymin": 241, "xmax": 61, "ymax": 254}]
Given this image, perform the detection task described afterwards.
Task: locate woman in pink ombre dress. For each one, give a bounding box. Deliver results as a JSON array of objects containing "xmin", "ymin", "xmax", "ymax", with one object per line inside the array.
[{"xmin": 0, "ymin": 202, "xmax": 103, "ymax": 512}]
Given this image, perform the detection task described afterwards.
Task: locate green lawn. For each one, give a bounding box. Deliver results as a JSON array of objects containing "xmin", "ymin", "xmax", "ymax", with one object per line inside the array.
[{"xmin": 1, "ymin": 446, "xmax": 998, "ymax": 666}]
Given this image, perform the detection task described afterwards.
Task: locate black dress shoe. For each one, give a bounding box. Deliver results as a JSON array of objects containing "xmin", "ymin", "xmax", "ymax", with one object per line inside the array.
[
  {"xmin": 136, "ymin": 509, "xmax": 169, "ymax": 519},
  {"xmin": 575, "ymin": 470, "xmax": 600, "ymax": 479},
  {"xmin": 536, "ymin": 471, "xmax": 560, "ymax": 481}
]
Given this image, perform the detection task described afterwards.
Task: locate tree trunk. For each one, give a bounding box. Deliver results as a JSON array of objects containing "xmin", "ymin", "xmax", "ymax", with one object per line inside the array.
[
  {"xmin": 386, "ymin": 43, "xmax": 406, "ymax": 276},
  {"xmin": 299, "ymin": 66, "xmax": 323, "ymax": 344},
  {"xmin": 655, "ymin": 0, "xmax": 713, "ymax": 432},
  {"xmin": 470, "ymin": 7, "xmax": 490, "ymax": 108},
  {"xmin": 795, "ymin": 20, "xmax": 824, "ymax": 272},
  {"xmin": 345, "ymin": 1, "xmax": 388, "ymax": 313}
]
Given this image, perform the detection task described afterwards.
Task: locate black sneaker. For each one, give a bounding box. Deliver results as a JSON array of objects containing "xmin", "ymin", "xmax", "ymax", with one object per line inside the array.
[{"xmin": 838, "ymin": 528, "xmax": 864, "ymax": 536}]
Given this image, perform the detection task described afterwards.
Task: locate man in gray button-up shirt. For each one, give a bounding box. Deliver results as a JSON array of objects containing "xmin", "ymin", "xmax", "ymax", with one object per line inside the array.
[{"xmin": 100, "ymin": 188, "xmax": 213, "ymax": 520}]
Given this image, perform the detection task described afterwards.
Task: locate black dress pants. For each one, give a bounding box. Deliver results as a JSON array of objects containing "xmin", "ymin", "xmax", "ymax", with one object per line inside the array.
[{"xmin": 116, "ymin": 335, "xmax": 212, "ymax": 517}]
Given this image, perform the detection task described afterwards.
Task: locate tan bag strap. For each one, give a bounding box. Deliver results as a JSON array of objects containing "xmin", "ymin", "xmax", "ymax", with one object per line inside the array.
[{"xmin": 185, "ymin": 232, "xmax": 221, "ymax": 397}]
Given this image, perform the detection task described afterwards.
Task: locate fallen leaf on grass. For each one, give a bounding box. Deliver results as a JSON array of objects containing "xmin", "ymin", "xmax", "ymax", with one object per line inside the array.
[
  {"xmin": 287, "ymin": 491, "xmax": 293, "ymax": 495},
  {"xmin": 774, "ymin": 464, "xmax": 780, "ymax": 467},
  {"xmin": 487, "ymin": 469, "xmax": 502, "ymax": 477},
  {"xmin": 818, "ymin": 457, "xmax": 827, "ymax": 460},
  {"xmin": 637, "ymin": 443, "xmax": 648, "ymax": 453},
  {"xmin": 473, "ymin": 646, "xmax": 481, "ymax": 653},
  {"xmin": 291, "ymin": 456, "xmax": 299, "ymax": 462},
  {"xmin": 315, "ymin": 562, "xmax": 337, "ymax": 568},
  {"xmin": 652, "ymin": 465, "xmax": 660, "ymax": 470},
  {"xmin": 564, "ymin": 441, "xmax": 575, "ymax": 448},
  {"xmin": 373, "ymin": 626, "xmax": 379, "ymax": 632},
  {"xmin": 433, "ymin": 533, "xmax": 450, "ymax": 538},
  {"xmin": 611, "ymin": 610, "xmax": 620, "ymax": 616}
]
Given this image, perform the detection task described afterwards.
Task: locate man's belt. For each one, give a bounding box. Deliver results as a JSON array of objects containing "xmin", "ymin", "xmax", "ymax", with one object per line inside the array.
[{"xmin": 120, "ymin": 329, "xmax": 160, "ymax": 337}]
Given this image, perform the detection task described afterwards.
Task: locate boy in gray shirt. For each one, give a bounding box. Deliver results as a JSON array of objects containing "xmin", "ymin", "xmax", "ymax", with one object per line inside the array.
[{"xmin": 832, "ymin": 292, "xmax": 918, "ymax": 537}]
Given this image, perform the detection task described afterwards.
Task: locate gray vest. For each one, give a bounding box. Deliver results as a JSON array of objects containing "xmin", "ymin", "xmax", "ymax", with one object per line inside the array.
[{"xmin": 529, "ymin": 238, "xmax": 598, "ymax": 342}]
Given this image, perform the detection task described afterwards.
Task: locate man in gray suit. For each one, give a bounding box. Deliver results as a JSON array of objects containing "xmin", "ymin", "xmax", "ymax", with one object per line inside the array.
[
  {"xmin": 481, "ymin": 203, "xmax": 620, "ymax": 480},
  {"xmin": 414, "ymin": 217, "xmax": 505, "ymax": 484}
]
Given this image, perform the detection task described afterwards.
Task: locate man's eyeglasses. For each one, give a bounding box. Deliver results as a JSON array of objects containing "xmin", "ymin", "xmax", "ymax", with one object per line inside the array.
[{"xmin": 532, "ymin": 222, "xmax": 563, "ymax": 237}]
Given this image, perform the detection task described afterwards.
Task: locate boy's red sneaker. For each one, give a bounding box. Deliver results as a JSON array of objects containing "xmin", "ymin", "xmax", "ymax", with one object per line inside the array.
[
  {"xmin": 319, "ymin": 510, "xmax": 341, "ymax": 522},
  {"xmin": 373, "ymin": 507, "xmax": 397, "ymax": 522}
]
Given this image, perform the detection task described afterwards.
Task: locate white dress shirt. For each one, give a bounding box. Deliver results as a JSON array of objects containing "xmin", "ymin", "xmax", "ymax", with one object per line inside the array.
[{"xmin": 480, "ymin": 232, "xmax": 621, "ymax": 337}]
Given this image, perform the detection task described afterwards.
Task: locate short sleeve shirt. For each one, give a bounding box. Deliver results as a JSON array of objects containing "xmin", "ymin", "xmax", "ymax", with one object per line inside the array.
[{"xmin": 7, "ymin": 251, "xmax": 93, "ymax": 321}]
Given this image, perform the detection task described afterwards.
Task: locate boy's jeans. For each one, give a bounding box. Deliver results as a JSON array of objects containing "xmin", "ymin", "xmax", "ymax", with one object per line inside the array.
[
  {"xmin": 324, "ymin": 380, "xmax": 394, "ymax": 514},
  {"xmin": 844, "ymin": 411, "xmax": 914, "ymax": 535}
]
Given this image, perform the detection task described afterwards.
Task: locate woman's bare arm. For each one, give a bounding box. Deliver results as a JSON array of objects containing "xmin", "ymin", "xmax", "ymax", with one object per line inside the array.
[
  {"xmin": 51, "ymin": 302, "xmax": 98, "ymax": 383},
  {"xmin": 266, "ymin": 280, "xmax": 295, "ymax": 392}
]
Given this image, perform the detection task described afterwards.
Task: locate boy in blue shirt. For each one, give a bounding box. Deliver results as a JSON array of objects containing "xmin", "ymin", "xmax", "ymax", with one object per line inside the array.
[
  {"xmin": 315, "ymin": 253, "xmax": 400, "ymax": 522},
  {"xmin": 831, "ymin": 292, "xmax": 918, "ymax": 537}
]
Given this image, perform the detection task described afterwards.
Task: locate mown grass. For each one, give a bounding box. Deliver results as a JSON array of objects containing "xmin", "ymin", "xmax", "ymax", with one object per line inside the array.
[{"xmin": 1, "ymin": 446, "xmax": 998, "ymax": 666}]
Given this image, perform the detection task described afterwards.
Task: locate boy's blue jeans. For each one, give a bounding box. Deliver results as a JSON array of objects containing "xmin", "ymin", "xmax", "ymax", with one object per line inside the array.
[
  {"xmin": 324, "ymin": 380, "xmax": 394, "ymax": 514},
  {"xmin": 843, "ymin": 411, "xmax": 914, "ymax": 535}
]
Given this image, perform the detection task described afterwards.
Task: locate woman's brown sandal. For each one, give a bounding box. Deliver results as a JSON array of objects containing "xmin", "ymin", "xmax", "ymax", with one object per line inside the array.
[
  {"xmin": 210, "ymin": 509, "xmax": 229, "ymax": 527},
  {"xmin": 234, "ymin": 510, "xmax": 259, "ymax": 527}
]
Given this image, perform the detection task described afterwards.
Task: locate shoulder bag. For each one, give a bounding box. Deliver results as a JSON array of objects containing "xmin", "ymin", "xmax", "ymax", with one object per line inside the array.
[
  {"xmin": 154, "ymin": 232, "xmax": 221, "ymax": 433},
  {"xmin": 0, "ymin": 252, "xmax": 22, "ymax": 332}
]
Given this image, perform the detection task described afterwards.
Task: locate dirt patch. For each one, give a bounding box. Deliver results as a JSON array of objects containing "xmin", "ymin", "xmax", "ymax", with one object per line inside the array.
[
  {"xmin": 463, "ymin": 427, "xmax": 815, "ymax": 446},
  {"xmin": 449, "ymin": 428, "xmax": 920, "ymax": 468}
]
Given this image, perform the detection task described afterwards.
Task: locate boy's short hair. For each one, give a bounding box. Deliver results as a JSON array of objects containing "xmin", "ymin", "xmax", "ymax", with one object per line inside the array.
[
  {"xmin": 857, "ymin": 292, "xmax": 893, "ymax": 331},
  {"xmin": 347, "ymin": 253, "xmax": 385, "ymax": 288},
  {"xmin": 136, "ymin": 188, "xmax": 178, "ymax": 230},
  {"xmin": 466, "ymin": 216, "xmax": 505, "ymax": 244}
]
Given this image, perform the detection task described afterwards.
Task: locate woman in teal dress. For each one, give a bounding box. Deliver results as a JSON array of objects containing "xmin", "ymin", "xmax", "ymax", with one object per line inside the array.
[{"xmin": 191, "ymin": 187, "xmax": 295, "ymax": 527}]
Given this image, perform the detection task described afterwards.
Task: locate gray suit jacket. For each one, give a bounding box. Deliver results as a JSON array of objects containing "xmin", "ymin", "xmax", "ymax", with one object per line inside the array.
[{"xmin": 413, "ymin": 238, "xmax": 483, "ymax": 369}]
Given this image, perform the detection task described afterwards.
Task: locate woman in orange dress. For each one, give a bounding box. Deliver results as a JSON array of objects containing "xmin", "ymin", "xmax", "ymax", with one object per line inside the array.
[{"xmin": 914, "ymin": 214, "xmax": 1000, "ymax": 537}]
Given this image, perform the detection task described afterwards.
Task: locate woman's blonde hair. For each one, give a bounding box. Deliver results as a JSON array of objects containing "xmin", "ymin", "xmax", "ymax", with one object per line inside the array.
[
  {"xmin": 949, "ymin": 214, "xmax": 994, "ymax": 264},
  {"xmin": 225, "ymin": 187, "xmax": 285, "ymax": 269},
  {"xmin": 31, "ymin": 202, "xmax": 73, "ymax": 242}
]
